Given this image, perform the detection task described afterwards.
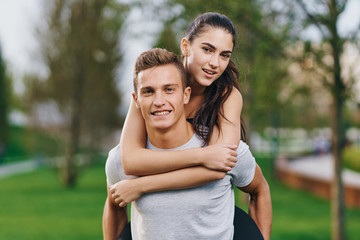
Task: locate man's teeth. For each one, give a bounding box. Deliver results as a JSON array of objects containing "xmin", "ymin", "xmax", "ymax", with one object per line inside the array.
[
  {"xmin": 203, "ymin": 69, "xmax": 215, "ymax": 75},
  {"xmin": 153, "ymin": 111, "xmax": 170, "ymax": 116}
]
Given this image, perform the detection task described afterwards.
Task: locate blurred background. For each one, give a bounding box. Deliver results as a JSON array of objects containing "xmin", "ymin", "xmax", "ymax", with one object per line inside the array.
[{"xmin": 0, "ymin": 0, "xmax": 359, "ymax": 239}]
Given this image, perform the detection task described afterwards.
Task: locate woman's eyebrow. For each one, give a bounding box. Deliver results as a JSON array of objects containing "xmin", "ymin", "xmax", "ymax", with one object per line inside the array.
[{"xmin": 202, "ymin": 42, "xmax": 232, "ymax": 54}]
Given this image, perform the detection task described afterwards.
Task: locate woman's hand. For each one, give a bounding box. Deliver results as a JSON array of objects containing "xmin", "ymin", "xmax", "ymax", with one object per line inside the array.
[
  {"xmin": 110, "ymin": 179, "xmax": 143, "ymax": 207},
  {"xmin": 201, "ymin": 144, "xmax": 237, "ymax": 171}
]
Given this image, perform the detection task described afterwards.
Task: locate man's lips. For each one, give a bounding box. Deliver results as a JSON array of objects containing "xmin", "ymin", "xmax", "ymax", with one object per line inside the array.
[{"xmin": 151, "ymin": 110, "xmax": 171, "ymax": 116}]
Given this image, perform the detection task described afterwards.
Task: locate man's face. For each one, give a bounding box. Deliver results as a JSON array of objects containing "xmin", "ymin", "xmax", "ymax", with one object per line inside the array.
[{"xmin": 133, "ymin": 64, "xmax": 191, "ymax": 131}]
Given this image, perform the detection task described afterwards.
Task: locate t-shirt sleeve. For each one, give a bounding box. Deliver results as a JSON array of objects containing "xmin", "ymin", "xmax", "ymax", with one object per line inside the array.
[
  {"xmin": 229, "ymin": 141, "xmax": 256, "ymax": 188},
  {"xmin": 105, "ymin": 144, "xmax": 133, "ymax": 187}
]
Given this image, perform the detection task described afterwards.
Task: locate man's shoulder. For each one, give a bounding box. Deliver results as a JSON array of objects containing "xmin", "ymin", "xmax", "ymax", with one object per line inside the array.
[
  {"xmin": 146, "ymin": 133, "xmax": 203, "ymax": 151},
  {"xmin": 105, "ymin": 144, "xmax": 133, "ymax": 186}
]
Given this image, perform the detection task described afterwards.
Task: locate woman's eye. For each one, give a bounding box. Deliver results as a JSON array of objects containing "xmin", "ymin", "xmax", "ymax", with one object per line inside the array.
[
  {"xmin": 221, "ymin": 54, "xmax": 230, "ymax": 59},
  {"xmin": 203, "ymin": 47, "xmax": 211, "ymax": 52}
]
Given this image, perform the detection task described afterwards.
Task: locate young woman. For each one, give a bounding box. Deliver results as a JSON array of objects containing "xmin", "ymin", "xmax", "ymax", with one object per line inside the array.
[{"xmin": 113, "ymin": 12, "xmax": 271, "ymax": 240}]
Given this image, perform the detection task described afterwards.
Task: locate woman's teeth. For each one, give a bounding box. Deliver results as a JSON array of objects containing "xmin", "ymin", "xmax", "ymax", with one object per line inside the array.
[{"xmin": 203, "ymin": 69, "xmax": 215, "ymax": 75}]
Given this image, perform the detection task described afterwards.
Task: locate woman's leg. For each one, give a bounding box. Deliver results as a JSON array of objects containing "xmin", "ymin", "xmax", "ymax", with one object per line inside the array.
[
  {"xmin": 118, "ymin": 221, "xmax": 132, "ymax": 240},
  {"xmin": 233, "ymin": 206, "xmax": 264, "ymax": 240}
]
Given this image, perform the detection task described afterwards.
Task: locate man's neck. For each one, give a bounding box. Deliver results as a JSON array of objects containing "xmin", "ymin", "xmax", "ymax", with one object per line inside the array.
[{"xmin": 147, "ymin": 120, "xmax": 194, "ymax": 149}]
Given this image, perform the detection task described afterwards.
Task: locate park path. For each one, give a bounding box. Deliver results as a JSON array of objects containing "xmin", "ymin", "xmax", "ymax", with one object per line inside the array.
[
  {"xmin": 2, "ymin": 154, "xmax": 360, "ymax": 188},
  {"xmin": 281, "ymin": 154, "xmax": 360, "ymax": 187},
  {"xmin": 0, "ymin": 159, "xmax": 42, "ymax": 179}
]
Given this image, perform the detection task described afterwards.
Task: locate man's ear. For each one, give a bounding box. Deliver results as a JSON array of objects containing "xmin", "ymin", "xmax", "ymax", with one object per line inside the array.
[
  {"xmin": 132, "ymin": 92, "xmax": 140, "ymax": 108},
  {"xmin": 183, "ymin": 87, "xmax": 191, "ymax": 105},
  {"xmin": 180, "ymin": 38, "xmax": 190, "ymax": 56}
]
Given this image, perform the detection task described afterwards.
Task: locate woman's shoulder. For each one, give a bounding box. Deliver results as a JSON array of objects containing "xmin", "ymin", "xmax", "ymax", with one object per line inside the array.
[{"xmin": 224, "ymin": 87, "xmax": 243, "ymax": 106}]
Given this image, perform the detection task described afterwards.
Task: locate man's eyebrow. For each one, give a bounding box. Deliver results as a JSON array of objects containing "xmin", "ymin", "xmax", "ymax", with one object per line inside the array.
[
  {"xmin": 202, "ymin": 42, "xmax": 232, "ymax": 54},
  {"xmin": 164, "ymin": 83, "xmax": 179, "ymax": 88},
  {"xmin": 139, "ymin": 86, "xmax": 153, "ymax": 91}
]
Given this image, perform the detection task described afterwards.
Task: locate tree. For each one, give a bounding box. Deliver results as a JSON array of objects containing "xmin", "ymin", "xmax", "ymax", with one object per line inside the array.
[
  {"xmin": 28, "ymin": 0, "xmax": 126, "ymax": 187},
  {"xmin": 293, "ymin": 0, "xmax": 359, "ymax": 239},
  {"xmin": 0, "ymin": 45, "xmax": 10, "ymax": 162}
]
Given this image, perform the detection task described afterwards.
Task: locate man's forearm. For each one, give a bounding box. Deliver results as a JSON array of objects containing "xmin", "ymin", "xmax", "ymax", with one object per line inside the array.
[
  {"xmin": 103, "ymin": 196, "xmax": 128, "ymax": 240},
  {"xmin": 248, "ymin": 182, "xmax": 272, "ymax": 240}
]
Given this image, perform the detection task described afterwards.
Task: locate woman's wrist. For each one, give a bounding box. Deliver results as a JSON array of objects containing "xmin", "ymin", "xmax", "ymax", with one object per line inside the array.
[{"xmin": 197, "ymin": 147, "xmax": 208, "ymax": 167}]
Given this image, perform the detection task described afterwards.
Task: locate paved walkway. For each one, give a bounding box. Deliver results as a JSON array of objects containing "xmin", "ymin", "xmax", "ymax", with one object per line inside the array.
[
  {"xmin": 279, "ymin": 154, "xmax": 360, "ymax": 187},
  {"xmin": 0, "ymin": 159, "xmax": 42, "ymax": 179}
]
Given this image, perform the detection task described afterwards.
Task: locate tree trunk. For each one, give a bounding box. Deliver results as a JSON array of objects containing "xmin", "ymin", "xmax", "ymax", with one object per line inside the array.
[
  {"xmin": 61, "ymin": 1, "xmax": 87, "ymax": 188},
  {"xmin": 329, "ymin": 3, "xmax": 346, "ymax": 237},
  {"xmin": 330, "ymin": 96, "xmax": 346, "ymax": 240}
]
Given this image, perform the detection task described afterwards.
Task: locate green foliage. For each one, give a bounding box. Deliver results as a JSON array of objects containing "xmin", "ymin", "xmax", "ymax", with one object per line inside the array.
[
  {"xmin": 155, "ymin": 0, "xmax": 291, "ymax": 132},
  {"xmin": 30, "ymin": 0, "xmax": 125, "ymax": 139},
  {"xmin": 154, "ymin": 21, "xmax": 181, "ymax": 56},
  {"xmin": 0, "ymin": 46, "xmax": 10, "ymax": 146},
  {"xmin": 343, "ymin": 145, "xmax": 360, "ymax": 172},
  {"xmin": 26, "ymin": 0, "xmax": 127, "ymax": 186},
  {"xmin": 1, "ymin": 125, "xmax": 64, "ymax": 164}
]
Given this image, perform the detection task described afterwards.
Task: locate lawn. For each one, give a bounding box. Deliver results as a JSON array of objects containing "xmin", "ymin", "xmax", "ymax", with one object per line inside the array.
[
  {"xmin": 0, "ymin": 164, "xmax": 107, "ymax": 240},
  {"xmin": 1, "ymin": 156, "xmax": 360, "ymax": 239}
]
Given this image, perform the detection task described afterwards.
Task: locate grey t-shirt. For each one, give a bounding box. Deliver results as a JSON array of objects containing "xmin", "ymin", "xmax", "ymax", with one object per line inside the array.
[{"xmin": 105, "ymin": 134, "xmax": 256, "ymax": 240}]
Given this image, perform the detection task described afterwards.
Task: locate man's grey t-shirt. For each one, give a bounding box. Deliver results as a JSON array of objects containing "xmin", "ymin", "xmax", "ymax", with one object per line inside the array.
[{"xmin": 105, "ymin": 134, "xmax": 256, "ymax": 240}]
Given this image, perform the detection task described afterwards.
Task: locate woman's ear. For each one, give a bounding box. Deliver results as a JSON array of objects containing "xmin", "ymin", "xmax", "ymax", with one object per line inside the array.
[
  {"xmin": 183, "ymin": 86, "xmax": 191, "ymax": 104},
  {"xmin": 180, "ymin": 38, "xmax": 189, "ymax": 56}
]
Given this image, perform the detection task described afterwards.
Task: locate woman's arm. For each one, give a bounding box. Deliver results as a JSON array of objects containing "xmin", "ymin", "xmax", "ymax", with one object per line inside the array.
[
  {"xmin": 120, "ymin": 99, "xmax": 237, "ymax": 175},
  {"xmin": 110, "ymin": 166, "xmax": 226, "ymax": 207},
  {"xmin": 209, "ymin": 87, "xmax": 243, "ymax": 146}
]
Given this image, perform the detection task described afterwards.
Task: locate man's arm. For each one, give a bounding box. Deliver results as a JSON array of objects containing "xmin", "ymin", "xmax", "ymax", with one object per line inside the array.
[
  {"xmin": 239, "ymin": 164, "xmax": 272, "ymax": 240},
  {"xmin": 103, "ymin": 185, "xmax": 128, "ymax": 240}
]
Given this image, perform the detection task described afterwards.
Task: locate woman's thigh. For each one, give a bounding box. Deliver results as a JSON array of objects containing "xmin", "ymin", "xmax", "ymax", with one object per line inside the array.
[{"xmin": 233, "ymin": 206, "xmax": 264, "ymax": 240}]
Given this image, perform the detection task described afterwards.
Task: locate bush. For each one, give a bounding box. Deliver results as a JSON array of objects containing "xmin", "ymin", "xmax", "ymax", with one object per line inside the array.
[{"xmin": 343, "ymin": 145, "xmax": 360, "ymax": 172}]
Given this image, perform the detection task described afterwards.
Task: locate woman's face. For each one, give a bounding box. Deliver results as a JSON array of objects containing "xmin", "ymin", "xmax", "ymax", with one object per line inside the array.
[{"xmin": 182, "ymin": 27, "xmax": 234, "ymax": 89}]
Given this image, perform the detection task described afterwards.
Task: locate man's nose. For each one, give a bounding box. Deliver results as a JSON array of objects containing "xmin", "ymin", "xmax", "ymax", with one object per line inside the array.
[{"xmin": 153, "ymin": 92, "xmax": 165, "ymax": 106}]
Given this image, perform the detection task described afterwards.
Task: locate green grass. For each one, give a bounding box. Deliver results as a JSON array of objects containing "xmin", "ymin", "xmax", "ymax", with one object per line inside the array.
[
  {"xmin": 1, "ymin": 155, "xmax": 360, "ymax": 239},
  {"xmin": 0, "ymin": 163, "xmax": 107, "ymax": 240},
  {"xmin": 234, "ymin": 155, "xmax": 360, "ymax": 240}
]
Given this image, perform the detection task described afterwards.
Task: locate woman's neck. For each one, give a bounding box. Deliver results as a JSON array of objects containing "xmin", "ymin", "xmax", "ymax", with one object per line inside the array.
[{"xmin": 189, "ymin": 77, "xmax": 206, "ymax": 96}]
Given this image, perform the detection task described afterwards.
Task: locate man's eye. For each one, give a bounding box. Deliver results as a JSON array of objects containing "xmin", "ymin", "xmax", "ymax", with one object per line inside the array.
[
  {"xmin": 166, "ymin": 88, "xmax": 175, "ymax": 92},
  {"xmin": 143, "ymin": 90, "xmax": 152, "ymax": 94}
]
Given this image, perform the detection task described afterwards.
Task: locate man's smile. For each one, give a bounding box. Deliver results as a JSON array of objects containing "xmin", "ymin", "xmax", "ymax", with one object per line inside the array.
[{"xmin": 151, "ymin": 110, "xmax": 172, "ymax": 116}]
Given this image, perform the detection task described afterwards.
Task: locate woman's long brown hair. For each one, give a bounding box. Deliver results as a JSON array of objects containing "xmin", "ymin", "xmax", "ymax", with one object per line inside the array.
[{"xmin": 185, "ymin": 12, "xmax": 247, "ymax": 145}]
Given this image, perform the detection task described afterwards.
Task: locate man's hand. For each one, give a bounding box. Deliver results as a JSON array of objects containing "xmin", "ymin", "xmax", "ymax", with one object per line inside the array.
[
  {"xmin": 201, "ymin": 144, "xmax": 237, "ymax": 171},
  {"xmin": 110, "ymin": 179, "xmax": 143, "ymax": 207}
]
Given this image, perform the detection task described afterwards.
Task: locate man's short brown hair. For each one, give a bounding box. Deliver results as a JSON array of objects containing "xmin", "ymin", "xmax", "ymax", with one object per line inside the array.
[{"xmin": 133, "ymin": 48, "xmax": 188, "ymax": 93}]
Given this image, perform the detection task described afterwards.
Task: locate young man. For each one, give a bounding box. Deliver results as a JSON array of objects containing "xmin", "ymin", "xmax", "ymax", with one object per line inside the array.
[{"xmin": 103, "ymin": 48, "xmax": 272, "ymax": 240}]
